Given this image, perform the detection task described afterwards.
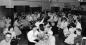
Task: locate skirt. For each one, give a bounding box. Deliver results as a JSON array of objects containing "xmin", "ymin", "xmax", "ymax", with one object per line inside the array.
[{"xmin": 64, "ymin": 34, "xmax": 77, "ymax": 44}]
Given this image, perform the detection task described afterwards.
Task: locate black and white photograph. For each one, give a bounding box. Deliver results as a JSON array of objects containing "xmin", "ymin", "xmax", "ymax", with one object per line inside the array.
[{"xmin": 0, "ymin": 0, "xmax": 86, "ymax": 45}]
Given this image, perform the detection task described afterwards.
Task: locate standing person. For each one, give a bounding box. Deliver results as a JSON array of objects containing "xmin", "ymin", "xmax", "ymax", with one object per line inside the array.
[
  {"xmin": 27, "ymin": 18, "xmax": 44, "ymax": 45},
  {"xmin": 3, "ymin": 18, "xmax": 11, "ymax": 34},
  {"xmin": 64, "ymin": 24, "xmax": 77, "ymax": 45},
  {"xmin": 3, "ymin": 26, "xmax": 17, "ymax": 45},
  {"xmin": 14, "ymin": 20, "xmax": 22, "ymax": 37},
  {"xmin": 74, "ymin": 29, "xmax": 82, "ymax": 45},
  {"xmin": 0, "ymin": 33, "xmax": 12, "ymax": 45},
  {"xmin": 3, "ymin": 18, "xmax": 11, "ymax": 35},
  {"xmin": 27, "ymin": 27, "xmax": 39, "ymax": 45},
  {"xmin": 35, "ymin": 24, "xmax": 49, "ymax": 45},
  {"xmin": 48, "ymin": 12, "xmax": 54, "ymax": 23},
  {"xmin": 45, "ymin": 24, "xmax": 55, "ymax": 45}
]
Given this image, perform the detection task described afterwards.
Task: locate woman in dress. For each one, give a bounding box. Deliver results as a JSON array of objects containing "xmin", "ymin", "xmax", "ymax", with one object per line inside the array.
[
  {"xmin": 14, "ymin": 20, "xmax": 22, "ymax": 36},
  {"xmin": 45, "ymin": 23, "xmax": 55, "ymax": 45},
  {"xmin": 64, "ymin": 23, "xmax": 77, "ymax": 45},
  {"xmin": 27, "ymin": 27, "xmax": 39, "ymax": 45}
]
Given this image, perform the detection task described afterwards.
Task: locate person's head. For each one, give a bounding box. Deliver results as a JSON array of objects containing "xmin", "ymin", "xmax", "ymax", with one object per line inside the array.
[
  {"xmin": 39, "ymin": 24, "xmax": 44, "ymax": 31},
  {"xmin": 51, "ymin": 22, "xmax": 55, "ymax": 26},
  {"xmin": 48, "ymin": 12, "xmax": 52, "ymax": 16},
  {"xmin": 68, "ymin": 23, "xmax": 76, "ymax": 28},
  {"xmin": 61, "ymin": 18, "xmax": 67, "ymax": 22},
  {"xmin": 5, "ymin": 33, "xmax": 12, "ymax": 42},
  {"xmin": 49, "ymin": 22, "xmax": 55, "ymax": 26},
  {"xmin": 5, "ymin": 23, "xmax": 11, "ymax": 28},
  {"xmin": 76, "ymin": 29, "xmax": 82, "ymax": 35}
]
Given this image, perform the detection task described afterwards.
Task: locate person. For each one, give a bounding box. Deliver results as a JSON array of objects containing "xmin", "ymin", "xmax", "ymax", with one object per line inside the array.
[
  {"xmin": 0, "ymin": 33, "xmax": 12, "ymax": 45},
  {"xmin": 57, "ymin": 16, "xmax": 61, "ymax": 28},
  {"xmin": 3, "ymin": 18, "xmax": 11, "ymax": 35},
  {"xmin": 60, "ymin": 18, "xmax": 69, "ymax": 29},
  {"xmin": 74, "ymin": 29, "xmax": 82, "ymax": 45},
  {"xmin": 3, "ymin": 26, "xmax": 16, "ymax": 38},
  {"xmin": 48, "ymin": 12, "xmax": 54, "ymax": 22},
  {"xmin": 9, "ymin": 27, "xmax": 16, "ymax": 39},
  {"xmin": 14, "ymin": 20, "xmax": 22, "ymax": 36},
  {"xmin": 5, "ymin": 18, "xmax": 11, "ymax": 28},
  {"xmin": 27, "ymin": 28, "xmax": 39, "ymax": 43},
  {"xmin": 53, "ymin": 14, "xmax": 58, "ymax": 22},
  {"xmin": 35, "ymin": 24, "xmax": 49, "ymax": 45},
  {"xmin": 45, "ymin": 25, "xmax": 55, "ymax": 45},
  {"xmin": 35, "ymin": 24, "xmax": 55, "ymax": 45},
  {"xmin": 35, "ymin": 18, "xmax": 44, "ymax": 28},
  {"xmin": 48, "ymin": 22, "xmax": 58, "ymax": 35},
  {"xmin": 3, "ymin": 27, "xmax": 9, "ymax": 35},
  {"xmin": 63, "ymin": 26, "xmax": 69, "ymax": 37},
  {"xmin": 64, "ymin": 24, "xmax": 77, "ymax": 45},
  {"xmin": 26, "ymin": 15, "xmax": 33, "ymax": 21},
  {"xmin": 27, "ymin": 26, "xmax": 39, "ymax": 45}
]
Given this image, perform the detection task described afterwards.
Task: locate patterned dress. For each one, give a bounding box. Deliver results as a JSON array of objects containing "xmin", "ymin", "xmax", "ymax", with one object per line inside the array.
[{"xmin": 64, "ymin": 28, "xmax": 77, "ymax": 44}]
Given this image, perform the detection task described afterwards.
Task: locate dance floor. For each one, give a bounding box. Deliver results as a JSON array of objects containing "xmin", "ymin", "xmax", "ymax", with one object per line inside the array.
[{"xmin": 18, "ymin": 34, "xmax": 65, "ymax": 45}]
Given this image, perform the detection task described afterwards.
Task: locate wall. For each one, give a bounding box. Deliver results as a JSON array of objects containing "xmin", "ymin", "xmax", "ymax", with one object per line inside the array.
[
  {"xmin": 0, "ymin": 0, "xmax": 80, "ymax": 8},
  {"xmin": 51, "ymin": 0, "xmax": 80, "ymax": 7}
]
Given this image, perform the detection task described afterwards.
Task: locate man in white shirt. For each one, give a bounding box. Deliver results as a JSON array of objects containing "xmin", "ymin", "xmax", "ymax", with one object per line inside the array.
[
  {"xmin": 0, "ymin": 33, "xmax": 12, "ymax": 45},
  {"xmin": 27, "ymin": 28, "xmax": 39, "ymax": 43}
]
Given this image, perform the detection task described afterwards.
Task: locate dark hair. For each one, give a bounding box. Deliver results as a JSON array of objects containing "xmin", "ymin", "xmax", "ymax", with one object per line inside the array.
[
  {"xmin": 39, "ymin": 24, "xmax": 44, "ymax": 27},
  {"xmin": 76, "ymin": 28, "xmax": 82, "ymax": 32},
  {"xmin": 39, "ymin": 24, "xmax": 44, "ymax": 31},
  {"xmin": 8, "ymin": 26, "xmax": 13, "ymax": 31},
  {"xmin": 68, "ymin": 23, "xmax": 76, "ymax": 28},
  {"xmin": 49, "ymin": 22, "xmax": 52, "ymax": 26},
  {"xmin": 61, "ymin": 17, "xmax": 67, "ymax": 21},
  {"xmin": 5, "ymin": 33, "xmax": 12, "ymax": 36},
  {"xmin": 44, "ymin": 22, "xmax": 48, "ymax": 26}
]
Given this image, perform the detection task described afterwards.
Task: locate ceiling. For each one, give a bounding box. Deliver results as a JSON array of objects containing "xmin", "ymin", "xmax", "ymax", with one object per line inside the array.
[{"xmin": 0, "ymin": 0, "xmax": 80, "ymax": 8}]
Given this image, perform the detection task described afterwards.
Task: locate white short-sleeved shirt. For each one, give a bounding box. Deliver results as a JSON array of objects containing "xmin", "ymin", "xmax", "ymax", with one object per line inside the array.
[
  {"xmin": 0, "ymin": 40, "xmax": 11, "ymax": 45},
  {"xmin": 27, "ymin": 30, "xmax": 39, "ymax": 43}
]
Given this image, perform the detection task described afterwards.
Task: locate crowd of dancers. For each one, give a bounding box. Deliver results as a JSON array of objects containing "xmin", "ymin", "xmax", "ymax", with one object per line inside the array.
[{"xmin": 0, "ymin": 10, "xmax": 84, "ymax": 45}]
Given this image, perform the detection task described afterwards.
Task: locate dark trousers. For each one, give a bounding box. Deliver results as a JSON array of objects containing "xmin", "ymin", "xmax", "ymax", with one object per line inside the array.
[
  {"xmin": 11, "ymin": 39, "xmax": 18, "ymax": 45},
  {"xmin": 28, "ymin": 41, "xmax": 35, "ymax": 45}
]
